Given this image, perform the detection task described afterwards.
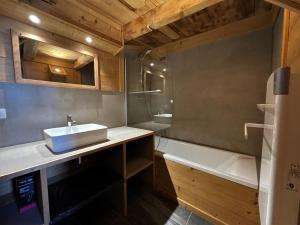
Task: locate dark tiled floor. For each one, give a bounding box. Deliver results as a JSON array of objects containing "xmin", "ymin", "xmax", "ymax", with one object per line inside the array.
[{"xmin": 55, "ymin": 191, "xmax": 213, "ymax": 225}]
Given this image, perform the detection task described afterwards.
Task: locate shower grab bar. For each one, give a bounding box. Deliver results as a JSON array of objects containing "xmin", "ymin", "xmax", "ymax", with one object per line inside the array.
[
  {"xmin": 244, "ymin": 123, "xmax": 274, "ymax": 140},
  {"xmin": 257, "ymin": 104, "xmax": 275, "ymax": 112}
]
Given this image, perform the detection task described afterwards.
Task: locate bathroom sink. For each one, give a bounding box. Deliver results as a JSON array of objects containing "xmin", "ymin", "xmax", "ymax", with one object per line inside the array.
[
  {"xmin": 44, "ymin": 123, "xmax": 108, "ymax": 153},
  {"xmin": 153, "ymin": 113, "xmax": 172, "ymax": 124}
]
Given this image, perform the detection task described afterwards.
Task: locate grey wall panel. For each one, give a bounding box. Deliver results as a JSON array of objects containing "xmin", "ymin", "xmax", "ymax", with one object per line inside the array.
[
  {"xmin": 0, "ymin": 83, "xmax": 125, "ymax": 148},
  {"xmin": 164, "ymin": 28, "xmax": 272, "ymax": 156}
]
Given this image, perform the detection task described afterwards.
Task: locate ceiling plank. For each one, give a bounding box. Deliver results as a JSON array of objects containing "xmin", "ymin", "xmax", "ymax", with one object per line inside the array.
[
  {"xmin": 83, "ymin": 0, "xmax": 138, "ymax": 25},
  {"xmin": 124, "ymin": 0, "xmax": 223, "ymax": 41},
  {"xmin": 73, "ymin": 55, "xmax": 94, "ymax": 69},
  {"xmin": 0, "ymin": 0, "xmax": 123, "ymax": 55},
  {"xmin": 23, "ymin": 0, "xmax": 122, "ymax": 43},
  {"xmin": 119, "ymin": 0, "xmax": 146, "ymax": 10},
  {"xmin": 134, "ymin": 0, "xmax": 167, "ymax": 16},
  {"xmin": 158, "ymin": 26, "xmax": 180, "ymax": 40},
  {"xmin": 65, "ymin": 0, "xmax": 122, "ymax": 29},
  {"xmin": 151, "ymin": 11, "xmax": 274, "ymax": 58},
  {"xmin": 265, "ymin": 0, "xmax": 300, "ymax": 13}
]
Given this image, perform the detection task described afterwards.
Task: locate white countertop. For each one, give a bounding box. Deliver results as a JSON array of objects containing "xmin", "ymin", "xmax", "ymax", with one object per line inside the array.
[{"xmin": 0, "ymin": 126, "xmax": 154, "ymax": 181}]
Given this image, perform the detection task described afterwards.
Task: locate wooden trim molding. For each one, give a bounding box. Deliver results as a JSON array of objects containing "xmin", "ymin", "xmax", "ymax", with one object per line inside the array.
[
  {"xmin": 10, "ymin": 30, "xmax": 21, "ymax": 83},
  {"xmin": 281, "ymin": 9, "xmax": 290, "ymax": 67},
  {"xmin": 11, "ymin": 29, "xmax": 100, "ymax": 90}
]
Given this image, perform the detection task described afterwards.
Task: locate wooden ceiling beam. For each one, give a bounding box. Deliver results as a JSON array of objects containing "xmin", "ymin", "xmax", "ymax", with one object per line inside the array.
[
  {"xmin": 123, "ymin": 0, "xmax": 223, "ymax": 41},
  {"xmin": 0, "ymin": 0, "xmax": 123, "ymax": 55},
  {"xmin": 265, "ymin": 0, "xmax": 300, "ymax": 14},
  {"xmin": 151, "ymin": 11, "xmax": 274, "ymax": 58},
  {"xmin": 119, "ymin": 0, "xmax": 146, "ymax": 10}
]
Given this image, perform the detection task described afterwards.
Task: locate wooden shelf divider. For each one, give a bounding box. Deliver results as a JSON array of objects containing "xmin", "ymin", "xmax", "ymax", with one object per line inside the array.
[{"xmin": 126, "ymin": 157, "xmax": 153, "ymax": 179}]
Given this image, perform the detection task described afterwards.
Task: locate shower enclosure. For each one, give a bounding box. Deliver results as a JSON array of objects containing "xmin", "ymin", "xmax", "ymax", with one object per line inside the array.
[{"xmin": 125, "ymin": 48, "xmax": 174, "ymax": 132}]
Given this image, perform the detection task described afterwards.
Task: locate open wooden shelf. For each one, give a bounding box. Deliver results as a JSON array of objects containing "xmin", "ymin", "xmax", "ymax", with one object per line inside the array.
[
  {"xmin": 126, "ymin": 157, "xmax": 153, "ymax": 179},
  {"xmin": 48, "ymin": 167, "xmax": 122, "ymax": 223},
  {"xmin": 125, "ymin": 135, "xmax": 154, "ymax": 180},
  {"xmin": 0, "ymin": 201, "xmax": 43, "ymax": 225}
]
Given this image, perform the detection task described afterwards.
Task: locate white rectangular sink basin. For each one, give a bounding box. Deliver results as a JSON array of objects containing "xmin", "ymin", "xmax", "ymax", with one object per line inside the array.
[{"xmin": 44, "ymin": 123, "xmax": 108, "ymax": 153}]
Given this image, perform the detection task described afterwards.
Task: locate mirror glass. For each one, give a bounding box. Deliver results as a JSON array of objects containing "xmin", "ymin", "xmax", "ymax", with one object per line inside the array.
[
  {"xmin": 19, "ymin": 36, "xmax": 96, "ymax": 86},
  {"xmin": 143, "ymin": 66, "xmax": 165, "ymax": 93}
]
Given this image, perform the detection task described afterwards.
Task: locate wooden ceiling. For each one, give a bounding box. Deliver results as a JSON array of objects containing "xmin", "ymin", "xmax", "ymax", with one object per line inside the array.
[
  {"xmin": 0, "ymin": 0, "xmax": 280, "ymax": 56},
  {"xmin": 24, "ymin": 0, "xmax": 167, "ymax": 26},
  {"xmin": 129, "ymin": 0, "xmax": 274, "ymax": 48}
]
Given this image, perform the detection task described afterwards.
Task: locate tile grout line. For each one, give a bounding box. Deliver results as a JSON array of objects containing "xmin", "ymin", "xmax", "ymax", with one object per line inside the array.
[{"xmin": 185, "ymin": 212, "xmax": 192, "ymax": 225}]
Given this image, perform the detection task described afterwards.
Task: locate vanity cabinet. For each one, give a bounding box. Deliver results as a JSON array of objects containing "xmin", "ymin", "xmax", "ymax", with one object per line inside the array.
[{"xmin": 0, "ymin": 127, "xmax": 154, "ymax": 225}]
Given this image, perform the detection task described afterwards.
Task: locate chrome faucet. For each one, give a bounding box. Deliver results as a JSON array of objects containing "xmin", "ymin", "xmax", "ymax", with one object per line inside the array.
[{"xmin": 67, "ymin": 114, "xmax": 76, "ymax": 127}]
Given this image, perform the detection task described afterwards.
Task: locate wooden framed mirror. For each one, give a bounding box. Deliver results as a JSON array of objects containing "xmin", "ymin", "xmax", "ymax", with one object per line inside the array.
[{"xmin": 11, "ymin": 30, "xmax": 99, "ymax": 90}]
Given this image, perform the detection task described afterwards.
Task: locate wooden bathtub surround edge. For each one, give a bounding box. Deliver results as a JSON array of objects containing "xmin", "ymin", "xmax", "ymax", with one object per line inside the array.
[{"xmin": 154, "ymin": 155, "xmax": 260, "ymax": 225}]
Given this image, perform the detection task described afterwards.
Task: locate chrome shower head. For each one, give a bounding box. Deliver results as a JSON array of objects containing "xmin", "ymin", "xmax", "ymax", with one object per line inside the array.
[{"xmin": 140, "ymin": 49, "xmax": 152, "ymax": 60}]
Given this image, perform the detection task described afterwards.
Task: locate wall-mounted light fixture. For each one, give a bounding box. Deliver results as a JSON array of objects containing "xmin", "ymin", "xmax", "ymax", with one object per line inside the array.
[{"xmin": 49, "ymin": 65, "xmax": 66, "ymax": 75}]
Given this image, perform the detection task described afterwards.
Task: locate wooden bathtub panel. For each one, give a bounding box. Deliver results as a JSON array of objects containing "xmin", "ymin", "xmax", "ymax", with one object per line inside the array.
[
  {"xmin": 155, "ymin": 156, "xmax": 260, "ymax": 225},
  {"xmin": 167, "ymin": 163, "xmax": 259, "ymax": 218}
]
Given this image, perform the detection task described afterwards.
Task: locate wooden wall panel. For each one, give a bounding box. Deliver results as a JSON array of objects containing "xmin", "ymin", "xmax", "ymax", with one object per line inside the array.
[
  {"xmin": 286, "ymin": 11, "xmax": 300, "ymax": 73},
  {"xmin": 155, "ymin": 155, "xmax": 260, "ymax": 225},
  {"xmin": 99, "ymin": 52, "xmax": 123, "ymax": 92}
]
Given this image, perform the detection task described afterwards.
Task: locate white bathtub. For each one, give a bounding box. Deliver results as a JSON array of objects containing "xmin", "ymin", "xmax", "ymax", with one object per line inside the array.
[{"xmin": 155, "ymin": 137, "xmax": 258, "ymax": 189}]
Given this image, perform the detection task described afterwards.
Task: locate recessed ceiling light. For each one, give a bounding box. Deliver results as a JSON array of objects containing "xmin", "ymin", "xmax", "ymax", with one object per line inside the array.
[
  {"xmin": 150, "ymin": 62, "xmax": 154, "ymax": 67},
  {"xmin": 28, "ymin": 15, "xmax": 41, "ymax": 24},
  {"xmin": 55, "ymin": 68, "xmax": 61, "ymax": 73},
  {"xmin": 85, "ymin": 36, "xmax": 93, "ymax": 44},
  {"xmin": 163, "ymin": 68, "xmax": 167, "ymax": 72},
  {"xmin": 159, "ymin": 75, "xmax": 165, "ymax": 78}
]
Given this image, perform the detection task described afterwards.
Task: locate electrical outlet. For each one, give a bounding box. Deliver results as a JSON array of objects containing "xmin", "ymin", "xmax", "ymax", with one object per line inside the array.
[{"xmin": 0, "ymin": 108, "xmax": 7, "ymax": 119}]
